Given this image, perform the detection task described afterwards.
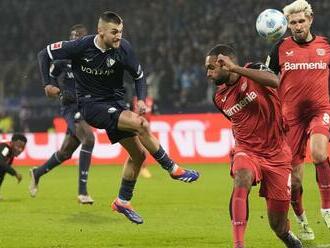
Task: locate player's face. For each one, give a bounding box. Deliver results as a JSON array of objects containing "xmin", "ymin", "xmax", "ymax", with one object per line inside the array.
[
  {"xmin": 12, "ymin": 140, "xmax": 26, "ymax": 157},
  {"xmin": 287, "ymin": 12, "xmax": 313, "ymax": 42},
  {"xmin": 99, "ymin": 22, "xmax": 123, "ymax": 49},
  {"xmin": 70, "ymin": 28, "xmax": 87, "ymax": 40},
  {"xmin": 205, "ymin": 55, "xmax": 230, "ymax": 85}
]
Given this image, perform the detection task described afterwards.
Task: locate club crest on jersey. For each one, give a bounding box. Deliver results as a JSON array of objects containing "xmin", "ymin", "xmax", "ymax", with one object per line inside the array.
[
  {"xmin": 106, "ymin": 57, "xmax": 116, "ymax": 67},
  {"xmin": 50, "ymin": 42, "xmax": 63, "ymax": 50},
  {"xmin": 316, "ymin": 48, "xmax": 325, "ymax": 56}
]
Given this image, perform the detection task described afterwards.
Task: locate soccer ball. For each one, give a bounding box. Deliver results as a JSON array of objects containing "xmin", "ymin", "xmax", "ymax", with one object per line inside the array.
[{"xmin": 256, "ymin": 9, "xmax": 288, "ymax": 41}]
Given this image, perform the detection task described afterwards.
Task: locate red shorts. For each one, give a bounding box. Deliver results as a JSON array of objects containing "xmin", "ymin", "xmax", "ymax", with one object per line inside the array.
[
  {"xmin": 231, "ymin": 144, "xmax": 292, "ymax": 201},
  {"xmin": 286, "ymin": 111, "xmax": 330, "ymax": 166}
]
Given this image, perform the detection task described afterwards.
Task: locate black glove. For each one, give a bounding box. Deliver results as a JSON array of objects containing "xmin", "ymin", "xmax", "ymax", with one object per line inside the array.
[{"xmin": 59, "ymin": 90, "xmax": 76, "ymax": 105}]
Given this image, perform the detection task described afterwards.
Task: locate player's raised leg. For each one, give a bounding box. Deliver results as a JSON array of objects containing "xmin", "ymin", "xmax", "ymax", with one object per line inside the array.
[
  {"xmin": 111, "ymin": 136, "xmax": 145, "ymax": 224},
  {"xmin": 29, "ymin": 134, "xmax": 80, "ymax": 197},
  {"xmin": 117, "ymin": 110, "xmax": 199, "ymax": 182},
  {"xmin": 310, "ymin": 132, "xmax": 330, "ymax": 228},
  {"xmin": 74, "ymin": 120, "xmax": 95, "ymax": 204}
]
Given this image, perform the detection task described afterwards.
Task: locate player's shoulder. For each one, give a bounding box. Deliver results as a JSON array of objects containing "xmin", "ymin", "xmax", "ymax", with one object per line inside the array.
[
  {"xmin": 119, "ymin": 38, "xmax": 134, "ymax": 54},
  {"xmin": 314, "ymin": 35, "xmax": 330, "ymax": 45}
]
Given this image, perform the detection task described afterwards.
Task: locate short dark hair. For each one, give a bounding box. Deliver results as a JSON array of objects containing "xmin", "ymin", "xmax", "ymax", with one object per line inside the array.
[
  {"xmin": 70, "ymin": 24, "xmax": 88, "ymax": 32},
  {"xmin": 100, "ymin": 11, "xmax": 123, "ymax": 24},
  {"xmin": 11, "ymin": 133, "xmax": 27, "ymax": 143},
  {"xmin": 207, "ymin": 44, "xmax": 236, "ymax": 57}
]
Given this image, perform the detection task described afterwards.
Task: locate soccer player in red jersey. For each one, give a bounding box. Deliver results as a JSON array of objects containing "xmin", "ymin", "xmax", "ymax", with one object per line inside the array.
[
  {"xmin": 0, "ymin": 134, "xmax": 26, "ymax": 198},
  {"xmin": 205, "ymin": 44, "xmax": 302, "ymax": 248},
  {"xmin": 266, "ymin": 0, "xmax": 330, "ymax": 238}
]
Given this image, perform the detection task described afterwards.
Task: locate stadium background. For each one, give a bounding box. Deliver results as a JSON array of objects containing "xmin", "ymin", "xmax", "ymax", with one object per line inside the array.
[{"xmin": 1, "ymin": 0, "xmax": 330, "ymax": 132}]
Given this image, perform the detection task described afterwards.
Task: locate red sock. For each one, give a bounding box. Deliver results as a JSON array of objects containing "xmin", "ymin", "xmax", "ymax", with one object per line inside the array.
[
  {"xmin": 315, "ymin": 159, "xmax": 330, "ymax": 209},
  {"xmin": 230, "ymin": 187, "xmax": 249, "ymax": 248},
  {"xmin": 291, "ymin": 186, "xmax": 304, "ymax": 217}
]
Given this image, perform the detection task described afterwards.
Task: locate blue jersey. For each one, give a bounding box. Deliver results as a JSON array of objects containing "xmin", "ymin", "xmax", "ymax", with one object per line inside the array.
[{"xmin": 46, "ymin": 35, "xmax": 146, "ymax": 101}]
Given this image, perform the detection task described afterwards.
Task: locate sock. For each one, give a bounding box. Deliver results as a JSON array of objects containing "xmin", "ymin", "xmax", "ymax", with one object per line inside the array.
[
  {"xmin": 118, "ymin": 179, "xmax": 137, "ymax": 202},
  {"xmin": 34, "ymin": 152, "xmax": 62, "ymax": 178},
  {"xmin": 0, "ymin": 172, "xmax": 5, "ymax": 187},
  {"xmin": 78, "ymin": 144, "xmax": 93, "ymax": 195},
  {"xmin": 151, "ymin": 146, "xmax": 175, "ymax": 172},
  {"xmin": 295, "ymin": 211, "xmax": 309, "ymax": 224},
  {"xmin": 230, "ymin": 187, "xmax": 249, "ymax": 248},
  {"xmin": 315, "ymin": 158, "xmax": 330, "ymax": 209},
  {"xmin": 291, "ymin": 186, "xmax": 304, "ymax": 217}
]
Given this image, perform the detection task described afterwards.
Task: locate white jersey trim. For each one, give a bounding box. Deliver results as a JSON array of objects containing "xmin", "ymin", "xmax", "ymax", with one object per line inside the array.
[{"xmin": 47, "ymin": 45, "xmax": 54, "ymax": 60}]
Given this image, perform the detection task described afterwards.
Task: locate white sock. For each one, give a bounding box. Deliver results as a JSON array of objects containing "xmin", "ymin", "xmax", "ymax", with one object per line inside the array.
[{"xmin": 170, "ymin": 164, "xmax": 179, "ymax": 174}]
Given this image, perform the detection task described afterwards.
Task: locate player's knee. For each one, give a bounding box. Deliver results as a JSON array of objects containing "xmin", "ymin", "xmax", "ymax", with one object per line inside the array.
[
  {"xmin": 57, "ymin": 150, "xmax": 73, "ymax": 161},
  {"xmin": 136, "ymin": 117, "xmax": 150, "ymax": 135},
  {"xmin": 233, "ymin": 169, "xmax": 253, "ymax": 188},
  {"xmin": 311, "ymin": 149, "xmax": 327, "ymax": 164},
  {"xmin": 82, "ymin": 133, "xmax": 95, "ymax": 148},
  {"xmin": 291, "ymin": 172, "xmax": 302, "ymax": 191}
]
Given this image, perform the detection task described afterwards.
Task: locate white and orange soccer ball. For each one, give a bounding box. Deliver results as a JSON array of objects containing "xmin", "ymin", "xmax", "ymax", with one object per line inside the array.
[{"xmin": 256, "ymin": 9, "xmax": 288, "ymax": 41}]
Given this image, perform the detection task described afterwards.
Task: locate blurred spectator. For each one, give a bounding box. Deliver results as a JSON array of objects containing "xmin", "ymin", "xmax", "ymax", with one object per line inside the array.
[
  {"xmin": 1, "ymin": 0, "xmax": 330, "ymax": 130},
  {"xmin": 0, "ymin": 109, "xmax": 14, "ymax": 133}
]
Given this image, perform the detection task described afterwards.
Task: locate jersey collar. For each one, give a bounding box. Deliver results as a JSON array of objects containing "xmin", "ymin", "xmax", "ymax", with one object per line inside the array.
[{"xmin": 94, "ymin": 36, "xmax": 112, "ymax": 53}]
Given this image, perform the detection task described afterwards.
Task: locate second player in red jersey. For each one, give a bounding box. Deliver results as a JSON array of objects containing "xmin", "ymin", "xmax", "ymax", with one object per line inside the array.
[
  {"xmin": 206, "ymin": 44, "xmax": 302, "ymax": 248},
  {"xmin": 266, "ymin": 0, "xmax": 330, "ymax": 238}
]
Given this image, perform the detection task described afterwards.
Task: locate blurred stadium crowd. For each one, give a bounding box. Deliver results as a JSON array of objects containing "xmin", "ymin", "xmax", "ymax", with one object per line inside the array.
[{"xmin": 1, "ymin": 0, "xmax": 330, "ymax": 132}]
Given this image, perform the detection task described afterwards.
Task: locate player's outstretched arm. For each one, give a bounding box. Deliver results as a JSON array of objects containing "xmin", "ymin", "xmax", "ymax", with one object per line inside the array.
[
  {"xmin": 217, "ymin": 54, "xmax": 279, "ymax": 88},
  {"xmin": 37, "ymin": 49, "xmax": 52, "ymax": 87}
]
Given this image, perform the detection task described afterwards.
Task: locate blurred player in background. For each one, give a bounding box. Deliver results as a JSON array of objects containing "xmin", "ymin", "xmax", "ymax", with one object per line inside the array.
[
  {"xmin": 37, "ymin": 11, "xmax": 199, "ymax": 224},
  {"xmin": 206, "ymin": 44, "xmax": 302, "ymax": 248},
  {"xmin": 266, "ymin": 0, "xmax": 330, "ymax": 238},
  {"xmin": 30, "ymin": 24, "xmax": 95, "ymax": 204},
  {"xmin": 0, "ymin": 134, "xmax": 26, "ymax": 198}
]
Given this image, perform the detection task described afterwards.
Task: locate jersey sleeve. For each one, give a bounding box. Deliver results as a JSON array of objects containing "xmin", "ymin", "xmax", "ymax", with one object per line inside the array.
[
  {"xmin": 46, "ymin": 38, "xmax": 84, "ymax": 61},
  {"xmin": 122, "ymin": 40, "xmax": 147, "ymax": 100},
  {"xmin": 247, "ymin": 62, "xmax": 275, "ymax": 74},
  {"xmin": 265, "ymin": 42, "xmax": 281, "ymax": 75},
  {"xmin": 48, "ymin": 60, "xmax": 66, "ymax": 87}
]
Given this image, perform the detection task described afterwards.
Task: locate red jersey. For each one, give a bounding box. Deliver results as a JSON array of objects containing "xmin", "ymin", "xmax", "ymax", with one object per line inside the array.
[
  {"xmin": 213, "ymin": 63, "xmax": 286, "ymax": 158},
  {"xmin": 267, "ymin": 36, "xmax": 330, "ymax": 125},
  {"xmin": 0, "ymin": 142, "xmax": 14, "ymax": 165}
]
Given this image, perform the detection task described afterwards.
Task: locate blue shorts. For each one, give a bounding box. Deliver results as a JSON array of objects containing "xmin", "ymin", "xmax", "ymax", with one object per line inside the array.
[
  {"xmin": 60, "ymin": 104, "xmax": 81, "ymax": 136},
  {"xmin": 79, "ymin": 99, "xmax": 135, "ymax": 144}
]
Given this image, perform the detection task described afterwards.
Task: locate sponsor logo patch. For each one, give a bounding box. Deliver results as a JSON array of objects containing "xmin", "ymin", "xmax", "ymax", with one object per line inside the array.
[{"xmin": 50, "ymin": 42, "xmax": 63, "ymax": 50}]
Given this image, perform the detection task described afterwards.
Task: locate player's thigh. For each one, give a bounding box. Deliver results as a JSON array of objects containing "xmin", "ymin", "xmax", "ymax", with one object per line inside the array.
[
  {"xmin": 119, "ymin": 136, "xmax": 146, "ymax": 162},
  {"xmin": 309, "ymin": 111, "xmax": 330, "ymax": 162},
  {"xmin": 117, "ymin": 110, "xmax": 146, "ymax": 132},
  {"xmin": 74, "ymin": 120, "xmax": 94, "ymax": 145},
  {"xmin": 310, "ymin": 133, "xmax": 329, "ymax": 162},
  {"xmin": 232, "ymin": 151, "xmax": 259, "ymax": 188},
  {"xmin": 260, "ymin": 165, "xmax": 291, "ymax": 201}
]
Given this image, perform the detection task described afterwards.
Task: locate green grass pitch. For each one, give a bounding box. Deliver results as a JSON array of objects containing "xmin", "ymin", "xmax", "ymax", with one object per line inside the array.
[{"xmin": 0, "ymin": 164, "xmax": 329, "ymax": 248}]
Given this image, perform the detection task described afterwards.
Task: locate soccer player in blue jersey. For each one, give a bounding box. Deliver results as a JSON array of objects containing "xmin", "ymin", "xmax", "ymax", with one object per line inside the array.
[
  {"xmin": 37, "ymin": 11, "xmax": 199, "ymax": 224},
  {"xmin": 30, "ymin": 24, "xmax": 95, "ymax": 204}
]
